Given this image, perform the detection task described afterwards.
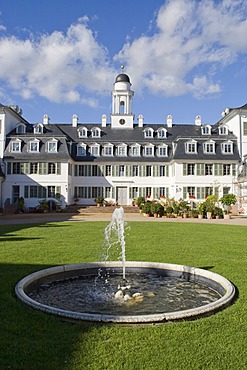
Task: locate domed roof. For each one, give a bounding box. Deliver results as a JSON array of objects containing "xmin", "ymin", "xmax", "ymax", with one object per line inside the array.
[{"xmin": 115, "ymin": 73, "xmax": 130, "ymax": 83}]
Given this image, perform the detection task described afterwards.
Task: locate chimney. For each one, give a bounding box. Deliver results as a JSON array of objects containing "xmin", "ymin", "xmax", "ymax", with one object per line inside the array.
[
  {"xmin": 72, "ymin": 114, "xmax": 78, "ymax": 127},
  {"xmin": 195, "ymin": 115, "xmax": 202, "ymax": 126},
  {"xmin": 102, "ymin": 114, "xmax": 107, "ymax": 127},
  {"xmin": 167, "ymin": 115, "xmax": 173, "ymax": 127},
  {"xmin": 43, "ymin": 114, "xmax": 49, "ymax": 125},
  {"xmin": 138, "ymin": 114, "xmax": 144, "ymax": 127}
]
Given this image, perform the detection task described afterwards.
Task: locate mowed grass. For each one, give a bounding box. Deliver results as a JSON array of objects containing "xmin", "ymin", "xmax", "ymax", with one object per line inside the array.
[{"xmin": 0, "ymin": 220, "xmax": 246, "ymax": 370}]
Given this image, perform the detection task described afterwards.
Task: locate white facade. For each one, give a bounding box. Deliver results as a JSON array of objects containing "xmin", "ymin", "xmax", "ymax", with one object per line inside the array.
[{"xmin": 0, "ymin": 73, "xmax": 246, "ymax": 212}]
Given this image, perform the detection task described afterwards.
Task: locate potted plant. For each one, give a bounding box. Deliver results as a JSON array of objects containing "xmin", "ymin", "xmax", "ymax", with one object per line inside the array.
[
  {"xmin": 134, "ymin": 196, "xmax": 146, "ymax": 208},
  {"xmin": 204, "ymin": 195, "xmax": 217, "ymax": 219},
  {"xmin": 94, "ymin": 196, "xmax": 105, "ymax": 207},
  {"xmin": 166, "ymin": 205, "xmax": 173, "ymax": 217},
  {"xmin": 198, "ymin": 202, "xmax": 205, "ymax": 219},
  {"xmin": 214, "ymin": 206, "xmax": 223, "ymax": 219},
  {"xmin": 141, "ymin": 202, "xmax": 152, "ymax": 216},
  {"xmin": 219, "ymin": 194, "xmax": 237, "ymax": 219}
]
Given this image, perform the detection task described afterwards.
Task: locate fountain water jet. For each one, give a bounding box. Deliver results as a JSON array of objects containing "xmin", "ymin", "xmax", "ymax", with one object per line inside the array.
[{"xmin": 15, "ymin": 208, "xmax": 236, "ymax": 324}]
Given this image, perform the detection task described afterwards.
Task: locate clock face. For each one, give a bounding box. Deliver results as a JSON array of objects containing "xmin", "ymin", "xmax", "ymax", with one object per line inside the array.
[{"xmin": 119, "ymin": 119, "xmax": 125, "ymax": 125}]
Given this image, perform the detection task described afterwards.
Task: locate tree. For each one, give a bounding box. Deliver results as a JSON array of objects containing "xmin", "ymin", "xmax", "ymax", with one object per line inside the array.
[{"xmin": 219, "ymin": 194, "xmax": 237, "ymax": 214}]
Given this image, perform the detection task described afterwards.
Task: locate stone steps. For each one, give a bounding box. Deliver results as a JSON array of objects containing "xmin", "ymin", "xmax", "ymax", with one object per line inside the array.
[{"xmin": 64, "ymin": 205, "xmax": 140, "ymax": 214}]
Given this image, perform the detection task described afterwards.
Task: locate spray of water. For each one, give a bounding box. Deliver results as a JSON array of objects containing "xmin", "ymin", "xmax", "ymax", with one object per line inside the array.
[{"xmin": 104, "ymin": 207, "xmax": 126, "ymax": 280}]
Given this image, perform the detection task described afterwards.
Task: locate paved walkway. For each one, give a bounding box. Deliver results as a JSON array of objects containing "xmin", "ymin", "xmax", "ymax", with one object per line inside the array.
[{"xmin": 1, "ymin": 211, "xmax": 247, "ymax": 226}]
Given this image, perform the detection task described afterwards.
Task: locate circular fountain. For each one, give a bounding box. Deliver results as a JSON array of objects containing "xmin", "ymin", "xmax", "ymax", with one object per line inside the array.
[{"xmin": 15, "ymin": 208, "xmax": 235, "ymax": 324}]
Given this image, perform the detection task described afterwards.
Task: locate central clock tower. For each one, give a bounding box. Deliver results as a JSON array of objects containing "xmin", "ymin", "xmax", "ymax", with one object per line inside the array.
[{"xmin": 111, "ymin": 71, "xmax": 134, "ymax": 129}]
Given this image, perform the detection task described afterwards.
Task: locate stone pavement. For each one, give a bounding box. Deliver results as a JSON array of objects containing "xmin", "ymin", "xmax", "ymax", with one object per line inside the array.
[{"xmin": 1, "ymin": 211, "xmax": 247, "ymax": 226}]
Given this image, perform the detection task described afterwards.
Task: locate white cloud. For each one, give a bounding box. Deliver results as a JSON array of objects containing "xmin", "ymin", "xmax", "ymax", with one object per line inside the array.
[
  {"xmin": 0, "ymin": 19, "xmax": 115, "ymax": 105},
  {"xmin": 115, "ymin": 0, "xmax": 247, "ymax": 98},
  {"xmin": 0, "ymin": 1, "xmax": 247, "ymax": 105}
]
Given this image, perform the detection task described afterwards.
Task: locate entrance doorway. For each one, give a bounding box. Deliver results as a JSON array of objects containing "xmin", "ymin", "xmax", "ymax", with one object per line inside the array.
[{"xmin": 116, "ymin": 187, "xmax": 128, "ymax": 205}]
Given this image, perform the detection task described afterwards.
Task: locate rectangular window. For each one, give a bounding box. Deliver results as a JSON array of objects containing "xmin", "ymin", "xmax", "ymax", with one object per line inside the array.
[
  {"xmin": 205, "ymin": 187, "xmax": 213, "ymax": 197},
  {"xmin": 223, "ymin": 164, "xmax": 231, "ymax": 175},
  {"xmin": 159, "ymin": 187, "xmax": 166, "ymax": 197},
  {"xmin": 90, "ymin": 146, "xmax": 100, "ymax": 156},
  {"xmin": 48, "ymin": 163, "xmax": 56, "ymax": 174},
  {"xmin": 146, "ymin": 187, "xmax": 152, "ymax": 197},
  {"xmin": 187, "ymin": 187, "xmax": 196, "ymax": 197},
  {"xmin": 145, "ymin": 147, "xmax": 153, "ymax": 156},
  {"xmin": 119, "ymin": 165, "xmax": 125, "ymax": 176},
  {"xmin": 105, "ymin": 165, "xmax": 112, "ymax": 176},
  {"xmin": 77, "ymin": 146, "xmax": 86, "ymax": 156},
  {"xmin": 13, "ymin": 162, "xmax": 21, "ymax": 174},
  {"xmin": 197, "ymin": 187, "xmax": 205, "ymax": 199},
  {"xmin": 146, "ymin": 165, "xmax": 152, "ymax": 177},
  {"xmin": 30, "ymin": 162, "xmax": 38, "ymax": 174},
  {"xmin": 104, "ymin": 146, "xmax": 113, "ymax": 156},
  {"xmin": 30, "ymin": 142, "xmax": 39, "ymax": 152},
  {"xmin": 160, "ymin": 166, "xmax": 167, "ymax": 177},
  {"xmin": 131, "ymin": 146, "xmax": 140, "ymax": 156},
  {"xmin": 92, "ymin": 165, "xmax": 98, "ymax": 176},
  {"xmin": 204, "ymin": 143, "xmax": 215, "ymax": 153},
  {"xmin": 187, "ymin": 142, "xmax": 196, "ymax": 153},
  {"xmin": 187, "ymin": 164, "xmax": 195, "ymax": 175},
  {"xmin": 131, "ymin": 187, "xmax": 139, "ymax": 198},
  {"xmin": 12, "ymin": 142, "xmax": 21, "ymax": 152},
  {"xmin": 30, "ymin": 186, "xmax": 38, "ymax": 198},
  {"xmin": 105, "ymin": 187, "xmax": 111, "ymax": 198},
  {"xmin": 48, "ymin": 186, "xmax": 56, "ymax": 198},
  {"xmin": 205, "ymin": 164, "xmax": 213, "ymax": 175},
  {"xmin": 132, "ymin": 165, "xmax": 139, "ymax": 177},
  {"xmin": 48, "ymin": 142, "xmax": 57, "ymax": 153},
  {"xmin": 243, "ymin": 122, "xmax": 247, "ymax": 136},
  {"xmin": 158, "ymin": 147, "xmax": 167, "ymax": 156},
  {"xmin": 223, "ymin": 187, "xmax": 230, "ymax": 195},
  {"xmin": 222, "ymin": 143, "xmax": 232, "ymax": 154},
  {"xmin": 118, "ymin": 146, "xmax": 127, "ymax": 156}
]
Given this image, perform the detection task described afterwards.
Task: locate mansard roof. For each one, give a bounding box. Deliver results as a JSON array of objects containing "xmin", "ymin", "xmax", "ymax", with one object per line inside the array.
[{"xmin": 4, "ymin": 121, "xmax": 240, "ymax": 162}]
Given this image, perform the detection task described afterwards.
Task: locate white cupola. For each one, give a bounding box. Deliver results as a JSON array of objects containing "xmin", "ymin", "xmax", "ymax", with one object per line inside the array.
[{"xmin": 111, "ymin": 68, "xmax": 134, "ymax": 129}]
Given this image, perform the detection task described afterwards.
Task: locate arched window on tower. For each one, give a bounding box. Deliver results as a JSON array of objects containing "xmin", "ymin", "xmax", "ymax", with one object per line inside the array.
[{"xmin": 120, "ymin": 101, "xmax": 125, "ymax": 114}]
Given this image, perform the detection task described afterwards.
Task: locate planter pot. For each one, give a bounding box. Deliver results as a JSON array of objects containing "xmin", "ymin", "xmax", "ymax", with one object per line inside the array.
[
  {"xmin": 224, "ymin": 214, "xmax": 231, "ymax": 219},
  {"xmin": 207, "ymin": 212, "xmax": 212, "ymax": 219},
  {"xmin": 154, "ymin": 213, "xmax": 158, "ymax": 218},
  {"xmin": 183, "ymin": 213, "xmax": 188, "ymax": 218},
  {"xmin": 198, "ymin": 214, "xmax": 203, "ymax": 219}
]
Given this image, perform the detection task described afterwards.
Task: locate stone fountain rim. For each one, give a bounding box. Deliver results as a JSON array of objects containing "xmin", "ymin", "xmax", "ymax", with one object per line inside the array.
[{"xmin": 15, "ymin": 261, "xmax": 235, "ymax": 324}]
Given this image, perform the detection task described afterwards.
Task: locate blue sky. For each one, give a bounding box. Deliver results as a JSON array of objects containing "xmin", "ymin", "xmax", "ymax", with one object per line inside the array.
[{"xmin": 0, "ymin": 0, "xmax": 247, "ymax": 125}]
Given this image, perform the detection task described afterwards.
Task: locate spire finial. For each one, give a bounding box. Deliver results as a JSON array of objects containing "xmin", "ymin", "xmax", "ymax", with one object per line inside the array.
[{"xmin": 121, "ymin": 65, "xmax": 125, "ymax": 73}]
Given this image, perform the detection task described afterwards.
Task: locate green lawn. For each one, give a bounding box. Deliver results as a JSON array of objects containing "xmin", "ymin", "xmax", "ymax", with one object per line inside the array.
[{"xmin": 0, "ymin": 221, "xmax": 246, "ymax": 370}]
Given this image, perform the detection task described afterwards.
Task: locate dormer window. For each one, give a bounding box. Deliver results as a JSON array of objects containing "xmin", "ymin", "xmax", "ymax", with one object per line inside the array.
[
  {"xmin": 203, "ymin": 140, "xmax": 215, "ymax": 154},
  {"xmin": 185, "ymin": 140, "xmax": 197, "ymax": 154},
  {"xmin": 117, "ymin": 143, "xmax": 127, "ymax": 157},
  {"xmin": 157, "ymin": 128, "xmax": 167, "ymax": 139},
  {"xmin": 77, "ymin": 143, "xmax": 87, "ymax": 156},
  {"xmin": 221, "ymin": 141, "xmax": 233, "ymax": 154},
  {"xmin": 219, "ymin": 125, "xmax": 228, "ymax": 135},
  {"xmin": 144, "ymin": 144, "xmax": 154, "ymax": 157},
  {"xmin": 29, "ymin": 139, "xmax": 40, "ymax": 152},
  {"xmin": 144, "ymin": 128, "xmax": 154, "ymax": 138},
  {"xmin": 33, "ymin": 123, "xmax": 43, "ymax": 134},
  {"xmin": 157, "ymin": 144, "xmax": 168, "ymax": 157},
  {"xmin": 47, "ymin": 139, "xmax": 58, "ymax": 153},
  {"xmin": 201, "ymin": 125, "xmax": 211, "ymax": 135},
  {"xmin": 103, "ymin": 143, "xmax": 114, "ymax": 156},
  {"xmin": 16, "ymin": 124, "xmax": 26, "ymax": 134},
  {"xmin": 130, "ymin": 144, "xmax": 141, "ymax": 156},
  {"xmin": 78, "ymin": 127, "xmax": 88, "ymax": 138},
  {"xmin": 91, "ymin": 127, "xmax": 101, "ymax": 138},
  {"xmin": 89, "ymin": 143, "xmax": 100, "ymax": 157},
  {"xmin": 12, "ymin": 139, "xmax": 21, "ymax": 152}
]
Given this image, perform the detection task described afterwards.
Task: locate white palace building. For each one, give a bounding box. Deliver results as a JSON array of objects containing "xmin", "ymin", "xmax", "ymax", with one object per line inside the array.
[{"xmin": 0, "ymin": 72, "xmax": 247, "ymax": 212}]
